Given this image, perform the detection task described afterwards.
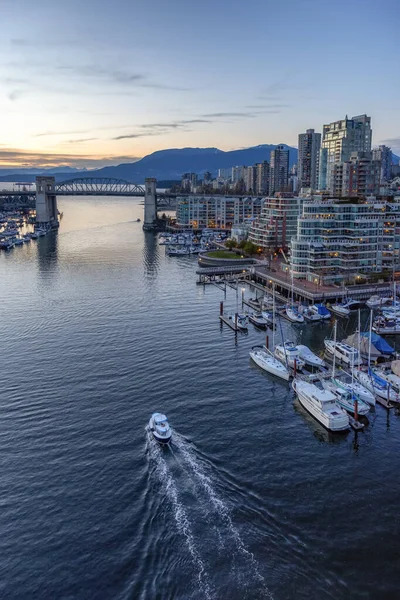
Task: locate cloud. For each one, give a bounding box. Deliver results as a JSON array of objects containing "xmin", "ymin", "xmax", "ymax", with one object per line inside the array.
[
  {"xmin": 66, "ymin": 138, "xmax": 98, "ymax": 144},
  {"xmin": 112, "ymin": 118, "xmax": 213, "ymax": 140},
  {"xmin": 201, "ymin": 111, "xmax": 256, "ymax": 118},
  {"xmin": 0, "ymin": 148, "xmax": 141, "ymax": 169},
  {"xmin": 8, "ymin": 90, "xmax": 24, "ymax": 101},
  {"xmin": 381, "ymin": 138, "xmax": 400, "ymax": 150},
  {"xmin": 34, "ymin": 129, "xmax": 92, "ymax": 138},
  {"xmin": 113, "ymin": 132, "xmax": 164, "ymax": 140}
]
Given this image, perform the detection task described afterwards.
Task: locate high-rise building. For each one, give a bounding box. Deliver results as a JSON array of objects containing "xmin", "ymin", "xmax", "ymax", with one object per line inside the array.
[
  {"xmin": 249, "ymin": 195, "xmax": 301, "ymax": 251},
  {"xmin": 231, "ymin": 166, "xmax": 245, "ymax": 183},
  {"xmin": 298, "ymin": 129, "xmax": 321, "ymax": 190},
  {"xmin": 176, "ymin": 195, "xmax": 263, "ymax": 229},
  {"xmin": 244, "ymin": 165, "xmax": 257, "ymax": 193},
  {"xmin": 318, "ymin": 114, "xmax": 372, "ymax": 192},
  {"xmin": 203, "ymin": 171, "xmax": 212, "ymax": 184},
  {"xmin": 218, "ymin": 168, "xmax": 232, "ymax": 181},
  {"xmin": 372, "ymin": 145, "xmax": 393, "ymax": 183},
  {"xmin": 269, "ymin": 145, "xmax": 289, "ymax": 195},
  {"xmin": 255, "ymin": 161, "xmax": 269, "ymax": 195},
  {"xmin": 332, "ymin": 152, "xmax": 381, "ymax": 197}
]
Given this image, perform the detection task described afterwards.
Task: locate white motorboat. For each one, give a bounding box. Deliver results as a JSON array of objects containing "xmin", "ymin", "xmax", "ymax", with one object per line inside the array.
[
  {"xmin": 353, "ymin": 369, "xmax": 399, "ymax": 403},
  {"xmin": 261, "ymin": 310, "xmax": 274, "ymax": 327},
  {"xmin": 297, "ymin": 345, "xmax": 325, "ymax": 368},
  {"xmin": 330, "ymin": 303, "xmax": 350, "ymax": 317},
  {"xmin": 373, "ymin": 316, "xmax": 400, "ymax": 335},
  {"xmin": 366, "ymin": 295, "xmax": 390, "ymax": 309},
  {"xmin": 250, "ymin": 348, "xmax": 290, "ymax": 381},
  {"xmin": 284, "ymin": 306, "xmax": 304, "ymax": 323},
  {"xmin": 262, "ymin": 294, "xmax": 274, "ymax": 309},
  {"xmin": 324, "ymin": 339, "xmax": 362, "ymax": 366},
  {"xmin": 275, "ymin": 341, "xmax": 305, "ymax": 370},
  {"xmin": 228, "ymin": 313, "xmax": 248, "ymax": 330},
  {"xmin": 292, "ymin": 379, "xmax": 350, "ymax": 431},
  {"xmin": 148, "ymin": 413, "xmax": 172, "ymax": 444},
  {"xmin": 249, "ymin": 312, "xmax": 268, "ymax": 329},
  {"xmin": 321, "ymin": 380, "xmax": 370, "ymax": 416},
  {"xmin": 342, "ymin": 298, "xmax": 363, "ymax": 311},
  {"xmin": 303, "ymin": 307, "xmax": 322, "ymax": 322},
  {"xmin": 309, "ymin": 304, "xmax": 331, "ymax": 320}
]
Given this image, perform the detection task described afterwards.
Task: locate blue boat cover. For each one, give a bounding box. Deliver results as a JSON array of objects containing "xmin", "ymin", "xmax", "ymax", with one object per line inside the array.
[
  {"xmin": 368, "ymin": 368, "xmax": 388, "ymax": 387},
  {"xmin": 316, "ymin": 304, "xmax": 330, "ymax": 316},
  {"xmin": 361, "ymin": 332, "xmax": 394, "ymax": 354}
]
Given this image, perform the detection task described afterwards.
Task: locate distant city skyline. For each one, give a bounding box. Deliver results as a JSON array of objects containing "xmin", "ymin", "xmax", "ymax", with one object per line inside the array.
[{"xmin": 0, "ymin": 0, "xmax": 399, "ymax": 169}]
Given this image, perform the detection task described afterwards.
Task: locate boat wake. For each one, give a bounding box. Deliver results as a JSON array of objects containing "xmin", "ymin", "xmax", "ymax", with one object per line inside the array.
[
  {"xmin": 146, "ymin": 430, "xmax": 213, "ymax": 600},
  {"xmin": 146, "ymin": 429, "xmax": 273, "ymax": 599}
]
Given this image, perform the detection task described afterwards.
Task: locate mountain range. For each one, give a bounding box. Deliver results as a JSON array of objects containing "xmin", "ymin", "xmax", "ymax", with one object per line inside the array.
[
  {"xmin": 0, "ymin": 145, "xmax": 297, "ymax": 183},
  {"xmin": 0, "ymin": 145, "xmax": 398, "ymax": 184}
]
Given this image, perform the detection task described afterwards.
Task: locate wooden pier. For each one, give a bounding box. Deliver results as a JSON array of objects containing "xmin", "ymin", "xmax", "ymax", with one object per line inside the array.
[{"xmin": 197, "ymin": 265, "xmax": 250, "ymax": 285}]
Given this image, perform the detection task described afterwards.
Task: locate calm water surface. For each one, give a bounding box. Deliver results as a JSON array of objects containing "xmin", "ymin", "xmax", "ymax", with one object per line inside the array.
[{"xmin": 1, "ymin": 197, "xmax": 400, "ymax": 599}]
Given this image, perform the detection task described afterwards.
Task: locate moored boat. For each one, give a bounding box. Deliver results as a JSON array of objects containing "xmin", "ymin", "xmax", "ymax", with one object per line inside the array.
[
  {"xmin": 324, "ymin": 339, "xmax": 362, "ymax": 366},
  {"xmin": 321, "ymin": 380, "xmax": 370, "ymax": 416},
  {"xmin": 275, "ymin": 341, "xmax": 305, "ymax": 370},
  {"xmin": 297, "ymin": 345, "xmax": 325, "ymax": 368},
  {"xmin": 284, "ymin": 306, "xmax": 304, "ymax": 323},
  {"xmin": 303, "ymin": 307, "xmax": 322, "ymax": 322},
  {"xmin": 250, "ymin": 347, "xmax": 290, "ymax": 380},
  {"xmin": 330, "ymin": 303, "xmax": 350, "ymax": 317},
  {"xmin": 248, "ymin": 312, "xmax": 268, "ymax": 329},
  {"xmin": 292, "ymin": 379, "xmax": 350, "ymax": 431}
]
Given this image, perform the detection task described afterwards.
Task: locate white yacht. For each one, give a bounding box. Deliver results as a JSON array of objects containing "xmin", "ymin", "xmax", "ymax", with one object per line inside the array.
[
  {"xmin": 284, "ymin": 306, "xmax": 304, "ymax": 323},
  {"xmin": 148, "ymin": 413, "xmax": 172, "ymax": 444},
  {"xmin": 371, "ymin": 368, "xmax": 400, "ymax": 395},
  {"xmin": 248, "ymin": 312, "xmax": 268, "ymax": 329},
  {"xmin": 297, "ymin": 345, "xmax": 325, "ymax": 368},
  {"xmin": 292, "ymin": 379, "xmax": 350, "ymax": 431},
  {"xmin": 275, "ymin": 341, "xmax": 305, "ymax": 370},
  {"xmin": 330, "ymin": 303, "xmax": 350, "ymax": 317},
  {"xmin": 250, "ymin": 348, "xmax": 290, "ymax": 381},
  {"xmin": 321, "ymin": 380, "xmax": 370, "ymax": 416},
  {"xmin": 309, "ymin": 304, "xmax": 331, "ymax": 320},
  {"xmin": 261, "ymin": 310, "xmax": 274, "ymax": 327},
  {"xmin": 324, "ymin": 339, "xmax": 362, "ymax": 366}
]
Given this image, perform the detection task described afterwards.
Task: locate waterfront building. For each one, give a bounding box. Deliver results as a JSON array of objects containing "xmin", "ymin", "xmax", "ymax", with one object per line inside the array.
[
  {"xmin": 290, "ymin": 196, "xmax": 400, "ymax": 285},
  {"xmin": 218, "ymin": 168, "xmax": 232, "ymax": 181},
  {"xmin": 175, "ymin": 195, "xmax": 263, "ymax": 229},
  {"xmin": 249, "ymin": 195, "xmax": 301, "ymax": 251},
  {"xmin": 318, "ymin": 115, "xmax": 372, "ymax": 192},
  {"xmin": 298, "ymin": 129, "xmax": 321, "ymax": 190},
  {"xmin": 372, "ymin": 145, "xmax": 393, "ymax": 183},
  {"xmin": 269, "ymin": 145, "xmax": 289, "ymax": 195},
  {"xmin": 256, "ymin": 161, "xmax": 270, "ymax": 195}
]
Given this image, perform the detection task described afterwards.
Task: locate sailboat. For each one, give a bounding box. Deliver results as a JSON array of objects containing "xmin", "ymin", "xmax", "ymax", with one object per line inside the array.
[
  {"xmin": 321, "ymin": 320, "xmax": 370, "ymax": 416},
  {"xmin": 330, "ymin": 283, "xmax": 351, "ymax": 317},
  {"xmin": 249, "ymin": 283, "xmax": 290, "ymax": 380},
  {"xmin": 284, "ymin": 270, "xmax": 304, "ymax": 323},
  {"xmin": 354, "ymin": 310, "xmax": 399, "ymax": 403}
]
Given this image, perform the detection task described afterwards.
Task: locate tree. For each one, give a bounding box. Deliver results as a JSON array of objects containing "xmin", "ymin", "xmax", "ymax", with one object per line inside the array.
[
  {"xmin": 238, "ymin": 239, "xmax": 247, "ymax": 249},
  {"xmin": 244, "ymin": 241, "xmax": 258, "ymax": 255},
  {"xmin": 225, "ymin": 239, "xmax": 237, "ymax": 249}
]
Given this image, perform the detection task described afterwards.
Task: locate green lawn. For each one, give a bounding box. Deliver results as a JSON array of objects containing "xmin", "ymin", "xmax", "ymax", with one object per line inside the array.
[{"xmin": 206, "ymin": 250, "xmax": 244, "ymax": 259}]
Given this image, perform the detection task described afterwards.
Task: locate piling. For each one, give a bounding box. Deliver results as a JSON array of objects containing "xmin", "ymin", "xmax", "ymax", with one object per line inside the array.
[
  {"xmin": 265, "ymin": 335, "xmax": 269, "ymax": 349},
  {"xmin": 354, "ymin": 398, "xmax": 358, "ymax": 421},
  {"xmin": 294, "ymin": 359, "xmax": 297, "ymax": 378},
  {"xmin": 220, "ymin": 301, "xmax": 224, "ymax": 316}
]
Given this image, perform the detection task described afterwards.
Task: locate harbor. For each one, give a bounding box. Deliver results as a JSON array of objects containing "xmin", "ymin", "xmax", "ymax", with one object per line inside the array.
[{"xmin": 2, "ymin": 196, "xmax": 400, "ymax": 600}]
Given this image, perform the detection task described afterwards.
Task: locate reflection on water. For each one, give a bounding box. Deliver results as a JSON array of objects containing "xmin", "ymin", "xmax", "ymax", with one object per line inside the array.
[
  {"xmin": 143, "ymin": 231, "xmax": 159, "ymax": 277},
  {"xmin": 37, "ymin": 231, "xmax": 58, "ymax": 274}
]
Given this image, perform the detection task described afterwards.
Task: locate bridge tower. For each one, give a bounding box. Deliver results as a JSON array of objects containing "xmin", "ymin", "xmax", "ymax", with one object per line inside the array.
[
  {"xmin": 143, "ymin": 178, "xmax": 157, "ymax": 230},
  {"xmin": 36, "ymin": 176, "xmax": 58, "ymax": 226}
]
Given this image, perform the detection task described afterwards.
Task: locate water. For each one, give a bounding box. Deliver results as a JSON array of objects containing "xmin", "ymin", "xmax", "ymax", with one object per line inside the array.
[{"xmin": 1, "ymin": 196, "xmax": 400, "ymax": 599}]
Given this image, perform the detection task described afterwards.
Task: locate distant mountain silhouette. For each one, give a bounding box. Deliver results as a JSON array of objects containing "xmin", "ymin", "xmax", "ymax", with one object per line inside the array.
[
  {"xmin": 0, "ymin": 146, "xmax": 399, "ymax": 184},
  {"xmin": 0, "ymin": 145, "xmax": 297, "ymax": 183}
]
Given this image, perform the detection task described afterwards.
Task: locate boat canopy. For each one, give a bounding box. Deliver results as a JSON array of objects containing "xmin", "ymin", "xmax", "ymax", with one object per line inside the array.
[
  {"xmin": 344, "ymin": 334, "xmax": 381, "ymax": 359},
  {"xmin": 316, "ymin": 304, "xmax": 330, "ymax": 316},
  {"xmin": 153, "ymin": 413, "xmax": 168, "ymax": 423},
  {"xmin": 361, "ymin": 332, "xmax": 394, "ymax": 355}
]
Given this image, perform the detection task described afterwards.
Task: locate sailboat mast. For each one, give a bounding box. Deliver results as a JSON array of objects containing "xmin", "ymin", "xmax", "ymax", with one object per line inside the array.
[
  {"xmin": 332, "ymin": 320, "xmax": 337, "ymax": 379},
  {"xmin": 368, "ymin": 309, "xmax": 373, "ymax": 368},
  {"xmin": 357, "ymin": 308, "xmax": 361, "ymax": 372},
  {"xmin": 272, "ymin": 282, "xmax": 276, "ymax": 351}
]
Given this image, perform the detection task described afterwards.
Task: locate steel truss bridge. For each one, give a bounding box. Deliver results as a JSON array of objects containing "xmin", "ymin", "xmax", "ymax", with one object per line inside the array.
[{"xmin": 55, "ymin": 178, "xmax": 145, "ymax": 196}]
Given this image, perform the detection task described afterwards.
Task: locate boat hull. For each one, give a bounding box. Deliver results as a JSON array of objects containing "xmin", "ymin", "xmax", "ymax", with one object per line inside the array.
[
  {"xmin": 293, "ymin": 382, "xmax": 349, "ymax": 432},
  {"xmin": 250, "ymin": 350, "xmax": 290, "ymax": 381}
]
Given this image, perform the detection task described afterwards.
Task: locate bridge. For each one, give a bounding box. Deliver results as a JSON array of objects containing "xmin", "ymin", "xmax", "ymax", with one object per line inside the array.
[{"xmin": 54, "ymin": 177, "xmax": 146, "ymax": 196}]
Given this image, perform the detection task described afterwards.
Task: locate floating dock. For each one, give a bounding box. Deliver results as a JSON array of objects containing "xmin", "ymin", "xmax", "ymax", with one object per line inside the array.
[{"xmin": 219, "ymin": 314, "xmax": 242, "ymax": 331}]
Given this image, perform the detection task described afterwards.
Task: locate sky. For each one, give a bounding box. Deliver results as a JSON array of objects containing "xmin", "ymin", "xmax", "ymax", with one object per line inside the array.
[{"xmin": 0, "ymin": 0, "xmax": 399, "ymax": 169}]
